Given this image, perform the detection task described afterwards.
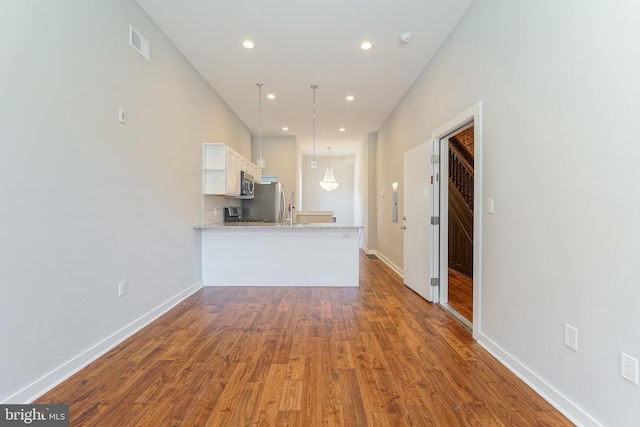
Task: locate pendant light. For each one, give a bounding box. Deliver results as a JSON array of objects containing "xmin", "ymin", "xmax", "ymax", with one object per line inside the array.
[
  {"xmin": 310, "ymin": 84, "xmax": 318, "ymax": 169},
  {"xmin": 320, "ymin": 146, "xmax": 339, "ymax": 192},
  {"xmin": 256, "ymin": 82, "xmax": 265, "ymax": 169}
]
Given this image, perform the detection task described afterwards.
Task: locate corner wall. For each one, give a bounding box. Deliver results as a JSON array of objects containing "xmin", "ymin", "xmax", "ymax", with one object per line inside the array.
[
  {"xmin": 358, "ymin": 133, "xmax": 377, "ymax": 252},
  {"xmin": 0, "ymin": 0, "xmax": 251, "ymax": 402},
  {"xmin": 375, "ymin": 0, "xmax": 640, "ymax": 425}
]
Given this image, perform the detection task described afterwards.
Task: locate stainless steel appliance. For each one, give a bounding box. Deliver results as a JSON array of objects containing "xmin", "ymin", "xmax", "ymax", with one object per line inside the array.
[
  {"xmin": 224, "ymin": 206, "xmax": 242, "ymax": 222},
  {"xmin": 240, "ymin": 171, "xmax": 255, "ymax": 197},
  {"xmin": 242, "ymin": 182, "xmax": 286, "ymax": 223}
]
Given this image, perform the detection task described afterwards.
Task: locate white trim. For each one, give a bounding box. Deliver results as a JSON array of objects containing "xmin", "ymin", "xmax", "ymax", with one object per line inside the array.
[
  {"xmin": 3, "ymin": 281, "xmax": 203, "ymax": 404},
  {"xmin": 431, "ymin": 101, "xmax": 482, "ymax": 340},
  {"xmin": 362, "ymin": 248, "xmax": 406, "ymax": 280},
  {"xmin": 438, "ymin": 138, "xmax": 449, "ymax": 306},
  {"xmin": 374, "ymin": 250, "xmax": 403, "ymax": 278},
  {"xmin": 478, "ymin": 333, "xmax": 604, "ymax": 427}
]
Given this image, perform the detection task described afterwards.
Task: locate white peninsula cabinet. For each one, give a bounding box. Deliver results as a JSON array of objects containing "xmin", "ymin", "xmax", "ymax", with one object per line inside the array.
[
  {"xmin": 202, "ymin": 143, "xmax": 261, "ymax": 196},
  {"xmin": 195, "ymin": 223, "xmax": 363, "ymax": 287}
]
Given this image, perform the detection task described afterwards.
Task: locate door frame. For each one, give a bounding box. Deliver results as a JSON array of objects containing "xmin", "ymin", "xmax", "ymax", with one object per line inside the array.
[
  {"xmin": 438, "ymin": 121, "xmax": 474, "ymax": 329},
  {"xmin": 431, "ymin": 102, "xmax": 482, "ymax": 339}
]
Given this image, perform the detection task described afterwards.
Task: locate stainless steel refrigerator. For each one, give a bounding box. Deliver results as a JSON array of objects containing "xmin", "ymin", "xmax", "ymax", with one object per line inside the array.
[{"xmin": 241, "ymin": 182, "xmax": 286, "ymax": 223}]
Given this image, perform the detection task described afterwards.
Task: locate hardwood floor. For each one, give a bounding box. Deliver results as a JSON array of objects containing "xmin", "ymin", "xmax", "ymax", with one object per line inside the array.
[
  {"xmin": 36, "ymin": 252, "xmax": 572, "ymax": 426},
  {"xmin": 447, "ymin": 268, "xmax": 473, "ymax": 323}
]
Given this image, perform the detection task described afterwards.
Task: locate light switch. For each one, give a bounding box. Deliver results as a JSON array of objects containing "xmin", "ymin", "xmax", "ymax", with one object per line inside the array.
[
  {"xmin": 564, "ymin": 324, "xmax": 578, "ymax": 351},
  {"xmin": 487, "ymin": 198, "xmax": 494, "ymax": 214},
  {"xmin": 118, "ymin": 108, "xmax": 126, "ymax": 124}
]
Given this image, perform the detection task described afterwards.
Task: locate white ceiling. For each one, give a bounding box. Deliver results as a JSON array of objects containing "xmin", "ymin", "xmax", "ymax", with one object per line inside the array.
[{"xmin": 135, "ymin": 0, "xmax": 473, "ymax": 156}]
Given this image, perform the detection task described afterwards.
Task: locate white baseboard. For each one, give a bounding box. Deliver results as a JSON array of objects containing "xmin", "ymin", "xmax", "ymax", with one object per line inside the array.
[
  {"xmin": 477, "ymin": 333, "xmax": 603, "ymax": 427},
  {"xmin": 372, "ymin": 250, "xmax": 403, "ymax": 278},
  {"xmin": 368, "ymin": 247, "xmax": 600, "ymax": 425},
  {"xmin": 3, "ymin": 281, "xmax": 203, "ymax": 404}
]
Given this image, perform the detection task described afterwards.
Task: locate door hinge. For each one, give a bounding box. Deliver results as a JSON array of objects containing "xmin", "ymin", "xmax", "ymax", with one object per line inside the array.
[
  {"xmin": 430, "ymin": 278, "xmax": 440, "ymax": 287},
  {"xmin": 430, "ymin": 216, "xmax": 440, "ymax": 225},
  {"xmin": 431, "ymin": 154, "xmax": 440, "ymax": 164}
]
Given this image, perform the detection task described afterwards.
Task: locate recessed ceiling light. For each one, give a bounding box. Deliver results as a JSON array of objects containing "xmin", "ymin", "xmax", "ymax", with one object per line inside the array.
[
  {"xmin": 242, "ymin": 40, "xmax": 255, "ymax": 49},
  {"xmin": 338, "ymin": 128, "xmax": 346, "ymax": 132},
  {"xmin": 360, "ymin": 41, "xmax": 373, "ymax": 50},
  {"xmin": 346, "ymin": 95, "xmax": 354, "ymax": 101},
  {"xmin": 282, "ymin": 127, "xmax": 289, "ymax": 131},
  {"xmin": 267, "ymin": 94, "xmax": 275, "ymax": 99}
]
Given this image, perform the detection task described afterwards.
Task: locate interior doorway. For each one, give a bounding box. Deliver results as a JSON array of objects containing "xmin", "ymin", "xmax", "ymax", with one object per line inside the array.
[
  {"xmin": 431, "ymin": 103, "xmax": 482, "ymax": 338},
  {"xmin": 440, "ymin": 124, "xmax": 474, "ymax": 330}
]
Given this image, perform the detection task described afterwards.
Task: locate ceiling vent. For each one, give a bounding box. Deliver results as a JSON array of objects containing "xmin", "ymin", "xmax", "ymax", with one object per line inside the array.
[{"xmin": 129, "ymin": 25, "xmax": 150, "ymax": 61}]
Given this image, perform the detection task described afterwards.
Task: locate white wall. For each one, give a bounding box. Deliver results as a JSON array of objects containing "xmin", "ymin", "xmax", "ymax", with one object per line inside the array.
[
  {"xmin": 253, "ymin": 139, "xmax": 361, "ymax": 228},
  {"xmin": 301, "ymin": 155, "xmax": 354, "ymax": 225},
  {"xmin": 375, "ymin": 128, "xmax": 403, "ymax": 265},
  {"xmin": 354, "ymin": 133, "xmax": 377, "ymax": 251},
  {"xmin": 376, "ymin": 0, "xmax": 640, "ymax": 425},
  {"xmin": 252, "ymin": 135, "xmax": 297, "ymax": 205},
  {"xmin": 352, "ymin": 143, "xmax": 365, "ymax": 238},
  {"xmin": 0, "ymin": 0, "xmax": 251, "ymax": 402}
]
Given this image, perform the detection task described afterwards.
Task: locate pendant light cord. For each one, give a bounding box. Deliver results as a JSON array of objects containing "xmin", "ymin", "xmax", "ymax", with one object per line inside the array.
[
  {"xmin": 257, "ymin": 83, "xmax": 264, "ymax": 167},
  {"xmin": 311, "ymin": 84, "xmax": 318, "ymax": 162}
]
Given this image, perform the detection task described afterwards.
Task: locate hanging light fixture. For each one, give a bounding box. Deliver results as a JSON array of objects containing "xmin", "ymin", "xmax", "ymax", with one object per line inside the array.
[
  {"xmin": 256, "ymin": 82, "xmax": 265, "ymax": 169},
  {"xmin": 310, "ymin": 84, "xmax": 318, "ymax": 169},
  {"xmin": 320, "ymin": 146, "xmax": 339, "ymax": 192}
]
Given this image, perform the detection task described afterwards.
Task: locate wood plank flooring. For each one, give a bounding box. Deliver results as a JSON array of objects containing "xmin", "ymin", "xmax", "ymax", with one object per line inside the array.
[
  {"xmin": 447, "ymin": 268, "xmax": 473, "ymax": 323},
  {"xmin": 36, "ymin": 252, "xmax": 572, "ymax": 426}
]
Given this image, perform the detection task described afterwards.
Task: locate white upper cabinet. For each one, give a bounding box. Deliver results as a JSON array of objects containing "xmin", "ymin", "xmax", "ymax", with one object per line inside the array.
[{"xmin": 202, "ymin": 143, "xmax": 259, "ymax": 196}]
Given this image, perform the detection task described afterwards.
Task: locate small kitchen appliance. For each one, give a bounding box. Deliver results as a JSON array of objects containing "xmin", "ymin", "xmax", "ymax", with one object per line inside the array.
[{"xmin": 224, "ymin": 206, "xmax": 242, "ymax": 222}]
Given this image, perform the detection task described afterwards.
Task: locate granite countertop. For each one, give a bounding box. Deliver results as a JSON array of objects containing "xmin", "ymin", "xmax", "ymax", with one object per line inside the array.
[{"xmin": 194, "ymin": 222, "xmax": 363, "ymax": 230}]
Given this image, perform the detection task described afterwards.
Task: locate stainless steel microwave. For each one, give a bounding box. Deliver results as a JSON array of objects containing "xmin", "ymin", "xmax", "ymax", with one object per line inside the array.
[{"xmin": 240, "ymin": 171, "xmax": 255, "ymax": 197}]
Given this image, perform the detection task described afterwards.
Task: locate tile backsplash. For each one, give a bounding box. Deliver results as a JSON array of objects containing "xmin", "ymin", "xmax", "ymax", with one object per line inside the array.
[{"xmin": 201, "ymin": 195, "xmax": 241, "ymax": 225}]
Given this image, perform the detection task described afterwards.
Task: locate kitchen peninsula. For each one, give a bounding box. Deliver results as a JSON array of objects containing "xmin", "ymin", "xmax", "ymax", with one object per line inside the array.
[{"xmin": 195, "ymin": 222, "xmax": 363, "ymax": 287}]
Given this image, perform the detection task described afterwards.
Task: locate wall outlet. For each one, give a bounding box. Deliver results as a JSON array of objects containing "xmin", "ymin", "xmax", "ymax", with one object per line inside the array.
[
  {"xmin": 621, "ymin": 353, "xmax": 639, "ymax": 385},
  {"xmin": 118, "ymin": 281, "xmax": 126, "ymax": 297}
]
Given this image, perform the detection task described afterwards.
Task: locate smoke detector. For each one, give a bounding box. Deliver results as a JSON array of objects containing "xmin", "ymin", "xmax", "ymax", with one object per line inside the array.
[{"xmin": 399, "ymin": 32, "xmax": 412, "ymax": 44}]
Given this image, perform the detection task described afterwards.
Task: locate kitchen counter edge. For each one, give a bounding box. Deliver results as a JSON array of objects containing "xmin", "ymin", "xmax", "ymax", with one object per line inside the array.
[{"xmin": 194, "ymin": 223, "xmax": 363, "ymax": 230}]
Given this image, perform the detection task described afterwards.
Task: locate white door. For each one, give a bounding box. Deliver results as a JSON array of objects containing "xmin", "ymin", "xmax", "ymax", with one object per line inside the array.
[{"xmin": 402, "ymin": 140, "xmax": 439, "ymax": 302}]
